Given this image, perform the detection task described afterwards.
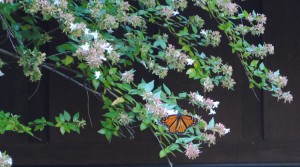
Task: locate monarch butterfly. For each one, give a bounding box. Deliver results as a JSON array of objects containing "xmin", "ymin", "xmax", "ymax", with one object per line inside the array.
[{"xmin": 161, "ymin": 113, "xmax": 198, "ymax": 134}]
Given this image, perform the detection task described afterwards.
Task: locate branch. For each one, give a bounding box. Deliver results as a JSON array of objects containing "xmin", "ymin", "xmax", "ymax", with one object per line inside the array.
[
  {"xmin": 151, "ymin": 128, "xmax": 173, "ymax": 167},
  {"xmin": 0, "ymin": 48, "xmax": 174, "ymax": 167},
  {"xmin": 0, "ymin": 48, "xmax": 103, "ymax": 100}
]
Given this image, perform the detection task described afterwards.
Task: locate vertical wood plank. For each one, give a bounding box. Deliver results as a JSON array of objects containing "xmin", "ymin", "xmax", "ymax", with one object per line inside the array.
[{"xmin": 262, "ymin": 0, "xmax": 300, "ymax": 141}]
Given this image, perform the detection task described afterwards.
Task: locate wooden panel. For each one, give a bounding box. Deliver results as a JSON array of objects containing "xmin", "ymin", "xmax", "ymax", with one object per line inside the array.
[
  {"xmin": 262, "ymin": 0, "xmax": 300, "ymax": 141},
  {"xmin": 0, "ymin": 53, "xmax": 29, "ymax": 143},
  {"xmin": 3, "ymin": 141, "xmax": 300, "ymax": 166}
]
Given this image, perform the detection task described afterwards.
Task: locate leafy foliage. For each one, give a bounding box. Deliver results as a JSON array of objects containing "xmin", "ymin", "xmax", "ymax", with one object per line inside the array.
[{"xmin": 0, "ymin": 0, "xmax": 292, "ymax": 164}]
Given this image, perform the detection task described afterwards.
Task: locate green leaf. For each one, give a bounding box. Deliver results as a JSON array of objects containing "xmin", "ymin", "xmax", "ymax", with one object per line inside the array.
[
  {"xmin": 182, "ymin": 45, "xmax": 190, "ymax": 52},
  {"xmin": 250, "ymin": 60, "xmax": 259, "ymax": 67},
  {"xmin": 105, "ymin": 131, "xmax": 112, "ymax": 142},
  {"xmin": 169, "ymin": 144, "xmax": 179, "ymax": 151},
  {"xmin": 63, "ymin": 111, "xmax": 71, "ymax": 122},
  {"xmin": 73, "ymin": 112, "xmax": 79, "ymax": 121},
  {"xmin": 78, "ymin": 63, "xmax": 88, "ymax": 70},
  {"xmin": 61, "ymin": 55, "xmax": 74, "ymax": 66},
  {"xmin": 109, "ymin": 68, "xmax": 117, "ymax": 75},
  {"xmin": 144, "ymin": 80, "xmax": 154, "ymax": 92},
  {"xmin": 163, "ymin": 84, "xmax": 171, "ymax": 95},
  {"xmin": 140, "ymin": 122, "xmax": 148, "ymax": 131},
  {"xmin": 179, "ymin": 92, "xmax": 187, "ymax": 98},
  {"xmin": 192, "ymin": 25, "xmax": 198, "ymax": 33},
  {"xmin": 111, "ymin": 97, "xmax": 125, "ymax": 106},
  {"xmin": 60, "ymin": 126, "xmax": 65, "ymax": 135},
  {"xmin": 59, "ymin": 114, "xmax": 65, "ymax": 122},
  {"xmin": 92, "ymin": 79, "xmax": 100, "ymax": 90},
  {"xmin": 186, "ymin": 68, "xmax": 196, "ymax": 78},
  {"xmin": 259, "ymin": 63, "xmax": 265, "ymax": 70},
  {"xmin": 208, "ymin": 117, "xmax": 215, "ymax": 130},
  {"xmin": 159, "ymin": 150, "xmax": 167, "ymax": 158},
  {"xmin": 98, "ymin": 128, "xmax": 106, "ymax": 134}
]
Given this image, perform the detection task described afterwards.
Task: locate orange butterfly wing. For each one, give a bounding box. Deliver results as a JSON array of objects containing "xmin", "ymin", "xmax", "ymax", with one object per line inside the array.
[
  {"xmin": 161, "ymin": 114, "xmax": 198, "ymax": 134},
  {"xmin": 161, "ymin": 115, "xmax": 178, "ymax": 133},
  {"xmin": 181, "ymin": 115, "xmax": 198, "ymax": 127},
  {"xmin": 176, "ymin": 119, "xmax": 186, "ymax": 133}
]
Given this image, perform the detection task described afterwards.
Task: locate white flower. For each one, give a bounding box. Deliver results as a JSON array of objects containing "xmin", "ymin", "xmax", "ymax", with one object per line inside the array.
[
  {"xmin": 90, "ymin": 31, "xmax": 99, "ymax": 40},
  {"xmin": 186, "ymin": 58, "xmax": 194, "ymax": 65},
  {"xmin": 140, "ymin": 61, "xmax": 147, "ymax": 69},
  {"xmin": 200, "ymin": 30, "xmax": 207, "ymax": 36},
  {"xmin": 224, "ymin": 128, "xmax": 230, "ymax": 134},
  {"xmin": 173, "ymin": 10, "xmax": 179, "ymax": 16},
  {"xmin": 166, "ymin": 109, "xmax": 178, "ymax": 115},
  {"xmin": 84, "ymin": 28, "xmax": 90, "ymax": 35},
  {"xmin": 100, "ymin": 56, "xmax": 107, "ymax": 61},
  {"xmin": 80, "ymin": 42, "xmax": 90, "ymax": 51},
  {"xmin": 213, "ymin": 101, "xmax": 220, "ymax": 108},
  {"xmin": 69, "ymin": 23, "xmax": 78, "ymax": 31},
  {"xmin": 7, "ymin": 157, "xmax": 12, "ymax": 165},
  {"xmin": 0, "ymin": 70, "xmax": 4, "ymax": 77},
  {"xmin": 95, "ymin": 71, "xmax": 101, "ymax": 79},
  {"xmin": 107, "ymin": 28, "xmax": 114, "ymax": 33},
  {"xmin": 209, "ymin": 109, "xmax": 216, "ymax": 115},
  {"xmin": 195, "ymin": 94, "xmax": 204, "ymax": 102},
  {"xmin": 53, "ymin": 0, "xmax": 60, "ymax": 6},
  {"xmin": 100, "ymin": 42, "xmax": 110, "ymax": 50},
  {"xmin": 105, "ymin": 46, "xmax": 113, "ymax": 54}
]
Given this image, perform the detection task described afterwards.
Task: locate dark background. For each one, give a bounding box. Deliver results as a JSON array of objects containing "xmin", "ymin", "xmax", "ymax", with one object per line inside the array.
[{"xmin": 1, "ymin": 0, "xmax": 300, "ymax": 166}]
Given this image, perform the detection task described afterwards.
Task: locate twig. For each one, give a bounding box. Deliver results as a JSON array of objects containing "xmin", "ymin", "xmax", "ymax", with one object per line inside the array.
[
  {"xmin": 84, "ymin": 82, "xmax": 94, "ymax": 127},
  {"xmin": 0, "ymin": 48, "xmax": 174, "ymax": 167},
  {"xmin": 0, "ymin": 37, "xmax": 8, "ymax": 45},
  {"xmin": 47, "ymin": 27, "xmax": 60, "ymax": 34},
  {"xmin": 41, "ymin": 65, "xmax": 103, "ymax": 99},
  {"xmin": 27, "ymin": 78, "xmax": 42, "ymax": 100},
  {"xmin": 151, "ymin": 128, "xmax": 173, "ymax": 167},
  {"xmin": 0, "ymin": 48, "xmax": 19, "ymax": 60},
  {"xmin": 0, "ymin": 13, "xmax": 18, "ymax": 53},
  {"xmin": 208, "ymin": 5, "xmax": 260, "ymax": 101},
  {"xmin": 46, "ymin": 51, "xmax": 72, "ymax": 60}
]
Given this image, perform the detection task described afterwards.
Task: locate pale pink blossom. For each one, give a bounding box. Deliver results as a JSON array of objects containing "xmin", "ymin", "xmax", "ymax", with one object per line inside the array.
[{"xmin": 185, "ymin": 142, "xmax": 200, "ymax": 160}]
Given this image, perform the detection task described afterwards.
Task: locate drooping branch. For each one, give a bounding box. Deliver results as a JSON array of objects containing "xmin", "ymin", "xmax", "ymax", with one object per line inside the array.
[{"xmin": 0, "ymin": 48, "xmax": 103, "ymax": 100}]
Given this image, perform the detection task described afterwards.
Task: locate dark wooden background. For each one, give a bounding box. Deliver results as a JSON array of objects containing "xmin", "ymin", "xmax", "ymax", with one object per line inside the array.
[{"xmin": 1, "ymin": 0, "xmax": 300, "ymax": 166}]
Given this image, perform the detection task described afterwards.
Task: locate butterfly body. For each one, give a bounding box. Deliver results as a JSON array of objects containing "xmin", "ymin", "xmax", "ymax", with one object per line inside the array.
[{"xmin": 161, "ymin": 113, "xmax": 198, "ymax": 134}]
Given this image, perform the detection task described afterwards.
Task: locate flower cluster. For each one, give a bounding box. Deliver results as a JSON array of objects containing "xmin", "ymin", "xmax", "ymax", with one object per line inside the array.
[
  {"xmin": 18, "ymin": 49, "xmax": 46, "ymax": 81},
  {"xmin": 203, "ymin": 56, "xmax": 236, "ymax": 90},
  {"xmin": 188, "ymin": 92, "xmax": 220, "ymax": 115},
  {"xmin": 213, "ymin": 123, "xmax": 230, "ymax": 136},
  {"xmin": 203, "ymin": 77, "xmax": 214, "ymax": 92},
  {"xmin": 126, "ymin": 15, "xmax": 146, "ymax": 28},
  {"xmin": 165, "ymin": 44, "xmax": 191, "ymax": 72},
  {"xmin": 267, "ymin": 70, "xmax": 288, "ymax": 88},
  {"xmin": 188, "ymin": 15, "xmax": 205, "ymax": 28},
  {"xmin": 172, "ymin": 0, "xmax": 188, "ymax": 11},
  {"xmin": 120, "ymin": 70, "xmax": 135, "ymax": 83},
  {"xmin": 217, "ymin": 0, "xmax": 238, "ymax": 16},
  {"xmin": 142, "ymin": 92, "xmax": 178, "ymax": 118},
  {"xmin": 247, "ymin": 13, "xmax": 267, "ymax": 36},
  {"xmin": 118, "ymin": 112, "xmax": 132, "ymax": 126},
  {"xmin": 144, "ymin": 59, "xmax": 169, "ymax": 79},
  {"xmin": 200, "ymin": 30, "xmax": 222, "ymax": 47},
  {"xmin": 185, "ymin": 142, "xmax": 200, "ymax": 160},
  {"xmin": 248, "ymin": 43, "xmax": 274, "ymax": 59},
  {"xmin": 139, "ymin": 0, "xmax": 156, "ymax": 8},
  {"xmin": 274, "ymin": 90, "xmax": 293, "ymax": 103},
  {"xmin": 0, "ymin": 151, "xmax": 12, "ymax": 167},
  {"xmin": 160, "ymin": 6, "xmax": 179, "ymax": 19},
  {"xmin": 74, "ymin": 40, "xmax": 116, "ymax": 68},
  {"xmin": 203, "ymin": 133, "xmax": 216, "ymax": 147}
]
